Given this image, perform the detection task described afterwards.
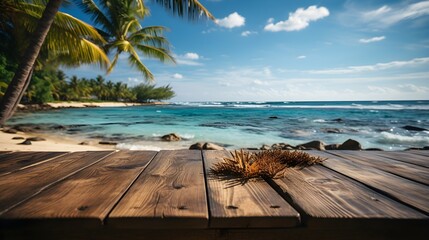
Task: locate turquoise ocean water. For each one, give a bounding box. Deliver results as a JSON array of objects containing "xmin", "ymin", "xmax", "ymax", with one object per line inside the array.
[{"xmin": 8, "ymin": 100, "xmax": 429, "ymax": 150}]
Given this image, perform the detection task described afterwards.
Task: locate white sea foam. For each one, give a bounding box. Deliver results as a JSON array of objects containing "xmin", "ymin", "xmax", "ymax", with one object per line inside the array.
[
  {"xmin": 377, "ymin": 132, "xmax": 429, "ymax": 145},
  {"xmin": 180, "ymin": 133, "xmax": 195, "ymax": 140},
  {"xmin": 172, "ymin": 101, "xmax": 429, "ymax": 110},
  {"xmin": 313, "ymin": 119, "xmax": 326, "ymax": 123}
]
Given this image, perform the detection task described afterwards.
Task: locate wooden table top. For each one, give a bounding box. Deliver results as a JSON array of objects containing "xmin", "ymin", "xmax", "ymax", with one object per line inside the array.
[{"xmin": 0, "ymin": 150, "xmax": 428, "ymax": 240}]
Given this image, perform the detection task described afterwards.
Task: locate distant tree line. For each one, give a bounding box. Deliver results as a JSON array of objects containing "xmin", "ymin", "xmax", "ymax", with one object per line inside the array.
[{"xmin": 0, "ymin": 53, "xmax": 174, "ymax": 104}]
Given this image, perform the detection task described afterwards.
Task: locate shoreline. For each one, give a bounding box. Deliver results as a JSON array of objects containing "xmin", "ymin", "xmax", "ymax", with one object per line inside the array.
[
  {"xmin": 0, "ymin": 129, "xmax": 115, "ymax": 152},
  {"xmin": 2, "ymin": 127, "xmax": 428, "ymax": 152},
  {"xmin": 17, "ymin": 101, "xmax": 168, "ymax": 111}
]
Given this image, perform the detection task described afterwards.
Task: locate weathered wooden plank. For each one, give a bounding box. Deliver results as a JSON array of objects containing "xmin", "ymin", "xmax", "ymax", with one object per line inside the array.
[
  {"xmin": 327, "ymin": 151, "xmax": 429, "ymax": 185},
  {"xmin": 0, "ymin": 152, "xmax": 68, "ymax": 176},
  {"xmin": 371, "ymin": 151, "xmax": 429, "ymax": 168},
  {"xmin": 109, "ymin": 150, "xmax": 208, "ymax": 229},
  {"xmin": 0, "ymin": 151, "xmax": 156, "ymax": 227},
  {"xmin": 0, "ymin": 151, "xmax": 113, "ymax": 214},
  {"xmin": 406, "ymin": 151, "xmax": 429, "ymax": 158},
  {"xmin": 310, "ymin": 151, "xmax": 429, "ymax": 214},
  {"xmin": 271, "ymin": 163, "xmax": 427, "ymax": 229},
  {"xmin": 203, "ymin": 150, "xmax": 300, "ymax": 228}
]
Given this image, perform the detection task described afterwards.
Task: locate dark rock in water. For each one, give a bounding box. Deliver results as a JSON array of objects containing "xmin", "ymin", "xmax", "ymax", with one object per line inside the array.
[
  {"xmin": 325, "ymin": 144, "xmax": 340, "ymax": 150},
  {"xmin": 13, "ymin": 126, "xmax": 34, "ymax": 132},
  {"xmin": 271, "ymin": 143, "xmax": 294, "ymax": 150},
  {"xmin": 52, "ymin": 125, "xmax": 66, "ymax": 130},
  {"xmin": 402, "ymin": 125, "xmax": 428, "ymax": 132},
  {"xmin": 3, "ymin": 128, "xmax": 17, "ymax": 134},
  {"xmin": 26, "ymin": 137, "xmax": 46, "ymax": 141},
  {"xmin": 67, "ymin": 129, "xmax": 81, "ymax": 132},
  {"xmin": 405, "ymin": 147, "xmax": 423, "ymax": 151},
  {"xmin": 161, "ymin": 133, "xmax": 181, "ymax": 141},
  {"xmin": 338, "ymin": 139, "xmax": 362, "ymax": 150},
  {"xmin": 19, "ymin": 140, "xmax": 32, "ymax": 145},
  {"xmin": 12, "ymin": 136, "xmax": 25, "ymax": 140},
  {"xmin": 79, "ymin": 141, "xmax": 90, "ymax": 145},
  {"xmin": 269, "ymin": 116, "xmax": 279, "ymax": 119},
  {"xmin": 260, "ymin": 144, "xmax": 271, "ymax": 150},
  {"xmin": 99, "ymin": 141, "xmax": 118, "ymax": 145},
  {"xmin": 424, "ymin": 146, "xmax": 429, "ymax": 150},
  {"xmin": 189, "ymin": 142, "xmax": 224, "ymax": 150},
  {"xmin": 189, "ymin": 142, "xmax": 204, "ymax": 150},
  {"xmin": 203, "ymin": 142, "xmax": 225, "ymax": 150},
  {"xmin": 294, "ymin": 145, "xmax": 306, "ymax": 150},
  {"xmin": 332, "ymin": 118, "xmax": 344, "ymax": 123},
  {"xmin": 321, "ymin": 128, "xmax": 342, "ymax": 134},
  {"xmin": 365, "ymin": 148, "xmax": 384, "ymax": 151},
  {"xmin": 297, "ymin": 140, "xmax": 325, "ymax": 151}
]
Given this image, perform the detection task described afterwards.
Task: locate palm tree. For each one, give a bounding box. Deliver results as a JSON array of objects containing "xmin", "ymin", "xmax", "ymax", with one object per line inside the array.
[
  {"xmin": 0, "ymin": 0, "xmax": 109, "ymax": 125},
  {"xmin": 78, "ymin": 0, "xmax": 176, "ymax": 81},
  {"xmin": 0, "ymin": 0, "xmax": 213, "ymax": 125}
]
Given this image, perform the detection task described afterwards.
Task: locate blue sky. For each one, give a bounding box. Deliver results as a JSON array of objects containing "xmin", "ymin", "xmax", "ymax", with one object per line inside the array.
[{"xmin": 63, "ymin": 0, "xmax": 429, "ymax": 101}]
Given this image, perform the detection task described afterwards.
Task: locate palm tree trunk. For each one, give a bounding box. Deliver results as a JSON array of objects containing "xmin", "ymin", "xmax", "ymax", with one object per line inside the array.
[
  {"xmin": 0, "ymin": 0, "xmax": 63, "ymax": 126},
  {"xmin": 7, "ymin": 68, "xmax": 34, "ymax": 120}
]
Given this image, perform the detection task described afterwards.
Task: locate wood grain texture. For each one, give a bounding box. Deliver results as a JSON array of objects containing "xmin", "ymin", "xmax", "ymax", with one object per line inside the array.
[
  {"xmin": 327, "ymin": 151, "xmax": 429, "ymax": 185},
  {"xmin": 271, "ymin": 164, "xmax": 426, "ymax": 228},
  {"xmin": 0, "ymin": 151, "xmax": 156, "ymax": 227},
  {"xmin": 203, "ymin": 150, "xmax": 300, "ymax": 228},
  {"xmin": 0, "ymin": 152, "xmax": 67, "ymax": 175},
  {"xmin": 408, "ymin": 151, "xmax": 429, "ymax": 157},
  {"xmin": 311, "ymin": 151, "xmax": 429, "ymax": 214},
  {"xmin": 371, "ymin": 151, "xmax": 429, "ymax": 168},
  {"xmin": 0, "ymin": 151, "xmax": 113, "ymax": 214},
  {"xmin": 109, "ymin": 150, "xmax": 208, "ymax": 229},
  {"xmin": 0, "ymin": 151, "xmax": 12, "ymax": 156}
]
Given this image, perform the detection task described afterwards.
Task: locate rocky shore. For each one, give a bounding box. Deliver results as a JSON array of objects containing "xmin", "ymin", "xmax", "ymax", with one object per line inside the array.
[{"xmin": 2, "ymin": 125, "xmax": 429, "ymax": 152}]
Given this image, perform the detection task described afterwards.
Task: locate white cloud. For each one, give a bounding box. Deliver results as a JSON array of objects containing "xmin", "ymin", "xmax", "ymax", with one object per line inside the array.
[
  {"xmin": 264, "ymin": 5, "xmax": 329, "ymax": 32},
  {"xmin": 215, "ymin": 12, "xmax": 245, "ymax": 28},
  {"xmin": 267, "ymin": 18, "xmax": 274, "ymax": 24},
  {"xmin": 308, "ymin": 57, "xmax": 429, "ymax": 74},
  {"xmin": 125, "ymin": 77, "xmax": 144, "ymax": 86},
  {"xmin": 361, "ymin": 1, "xmax": 429, "ymax": 27},
  {"xmin": 175, "ymin": 52, "xmax": 203, "ymax": 66},
  {"xmin": 173, "ymin": 73, "xmax": 183, "ymax": 79},
  {"xmin": 359, "ymin": 36, "xmax": 386, "ymax": 43},
  {"xmin": 263, "ymin": 67, "xmax": 272, "ymax": 77},
  {"xmin": 183, "ymin": 52, "xmax": 199, "ymax": 60},
  {"xmin": 253, "ymin": 80, "xmax": 269, "ymax": 86},
  {"xmin": 241, "ymin": 30, "xmax": 257, "ymax": 37},
  {"xmin": 297, "ymin": 55, "xmax": 307, "ymax": 59},
  {"xmin": 398, "ymin": 84, "xmax": 429, "ymax": 93}
]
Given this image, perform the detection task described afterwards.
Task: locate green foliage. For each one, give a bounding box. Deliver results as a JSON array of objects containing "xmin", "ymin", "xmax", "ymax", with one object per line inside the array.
[
  {"xmin": 132, "ymin": 84, "xmax": 175, "ymax": 102},
  {"xmin": 11, "ymin": 68, "xmax": 171, "ymax": 104},
  {"xmin": 0, "ymin": 53, "xmax": 17, "ymax": 99}
]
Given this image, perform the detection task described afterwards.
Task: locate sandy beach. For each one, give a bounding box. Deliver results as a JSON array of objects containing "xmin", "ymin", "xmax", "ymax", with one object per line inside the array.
[
  {"xmin": 1, "ymin": 101, "xmax": 170, "ymax": 152},
  {"xmin": 17, "ymin": 101, "xmax": 167, "ymax": 110},
  {"xmin": 0, "ymin": 129, "xmax": 115, "ymax": 152}
]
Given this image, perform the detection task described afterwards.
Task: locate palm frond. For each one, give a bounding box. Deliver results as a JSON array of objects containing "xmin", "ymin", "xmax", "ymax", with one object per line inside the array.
[
  {"xmin": 74, "ymin": 0, "xmax": 114, "ymax": 35},
  {"xmin": 135, "ymin": 44, "xmax": 175, "ymax": 64},
  {"xmin": 127, "ymin": 53, "xmax": 154, "ymax": 81},
  {"xmin": 153, "ymin": 0, "xmax": 214, "ymax": 21},
  {"xmin": 107, "ymin": 52, "xmax": 120, "ymax": 74}
]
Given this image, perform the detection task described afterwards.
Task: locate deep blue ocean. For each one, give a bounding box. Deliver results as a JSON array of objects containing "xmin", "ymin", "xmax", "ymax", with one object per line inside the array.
[{"xmin": 8, "ymin": 100, "xmax": 429, "ymax": 150}]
